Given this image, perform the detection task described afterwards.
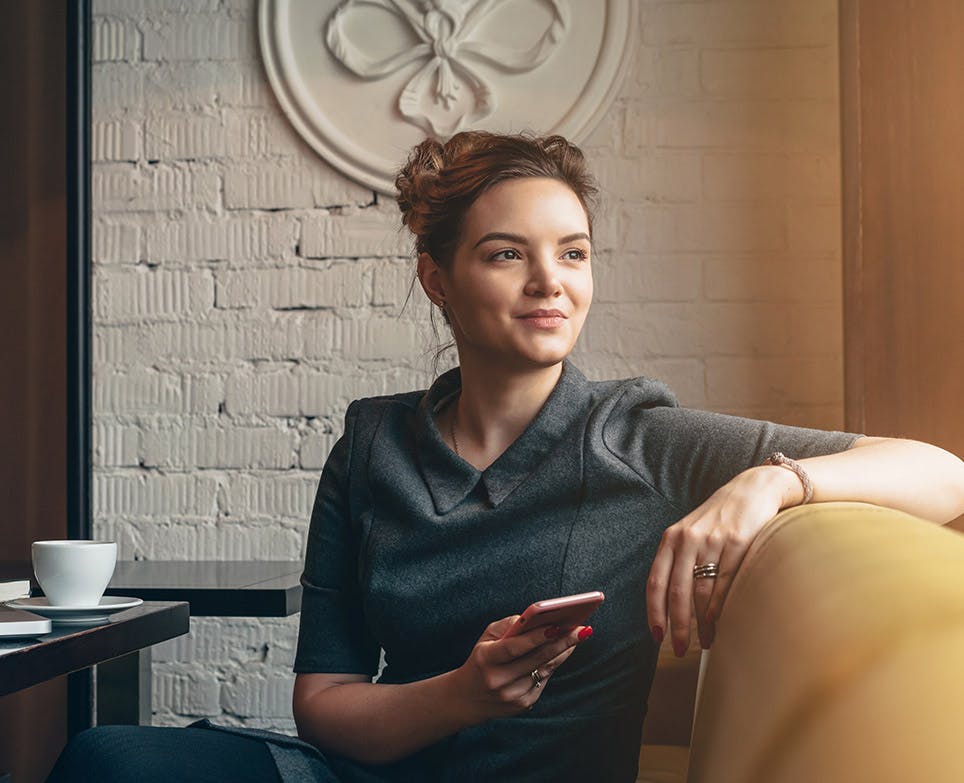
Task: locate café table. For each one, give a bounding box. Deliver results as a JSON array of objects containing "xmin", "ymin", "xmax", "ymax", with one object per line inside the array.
[
  {"xmin": 1, "ymin": 561, "xmax": 303, "ymax": 734},
  {"xmin": 0, "ymin": 601, "xmax": 189, "ymax": 735},
  {"xmin": 103, "ymin": 560, "xmax": 303, "ymax": 617}
]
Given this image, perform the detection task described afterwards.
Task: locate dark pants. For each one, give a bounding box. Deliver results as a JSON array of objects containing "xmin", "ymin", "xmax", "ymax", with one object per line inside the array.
[{"xmin": 46, "ymin": 725, "xmax": 282, "ymax": 783}]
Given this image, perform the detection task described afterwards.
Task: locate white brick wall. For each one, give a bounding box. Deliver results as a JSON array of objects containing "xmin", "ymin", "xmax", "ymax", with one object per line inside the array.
[{"xmin": 92, "ymin": 0, "xmax": 845, "ymax": 732}]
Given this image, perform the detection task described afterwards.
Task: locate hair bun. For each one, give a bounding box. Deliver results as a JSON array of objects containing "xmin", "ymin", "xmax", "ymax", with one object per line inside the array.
[{"xmin": 395, "ymin": 138, "xmax": 446, "ymax": 237}]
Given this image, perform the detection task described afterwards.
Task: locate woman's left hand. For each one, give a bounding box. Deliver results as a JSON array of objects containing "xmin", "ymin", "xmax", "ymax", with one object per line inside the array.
[{"xmin": 646, "ymin": 466, "xmax": 795, "ymax": 656}]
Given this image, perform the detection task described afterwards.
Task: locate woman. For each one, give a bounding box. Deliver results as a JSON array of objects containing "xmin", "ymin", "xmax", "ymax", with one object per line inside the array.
[{"xmin": 48, "ymin": 132, "xmax": 964, "ymax": 782}]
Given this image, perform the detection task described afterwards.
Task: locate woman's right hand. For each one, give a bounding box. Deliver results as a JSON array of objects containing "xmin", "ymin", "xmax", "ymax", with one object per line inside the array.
[{"xmin": 451, "ymin": 615, "xmax": 592, "ymax": 723}]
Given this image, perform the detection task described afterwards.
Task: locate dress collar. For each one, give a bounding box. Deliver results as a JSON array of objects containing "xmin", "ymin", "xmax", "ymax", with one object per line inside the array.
[{"xmin": 415, "ymin": 359, "xmax": 592, "ymax": 515}]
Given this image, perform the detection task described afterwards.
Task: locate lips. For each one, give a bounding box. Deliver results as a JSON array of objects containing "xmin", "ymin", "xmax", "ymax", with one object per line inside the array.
[{"xmin": 518, "ymin": 309, "xmax": 567, "ymax": 319}]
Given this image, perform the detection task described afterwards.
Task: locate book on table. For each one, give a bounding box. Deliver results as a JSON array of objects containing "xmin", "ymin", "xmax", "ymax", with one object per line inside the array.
[{"xmin": 0, "ymin": 580, "xmax": 50, "ymax": 638}]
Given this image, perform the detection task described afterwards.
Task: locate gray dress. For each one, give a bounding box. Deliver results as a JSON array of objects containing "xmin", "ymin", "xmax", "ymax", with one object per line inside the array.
[{"xmin": 198, "ymin": 359, "xmax": 860, "ymax": 782}]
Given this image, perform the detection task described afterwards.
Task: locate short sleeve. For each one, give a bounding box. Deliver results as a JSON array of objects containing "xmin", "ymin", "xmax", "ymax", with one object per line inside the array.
[
  {"xmin": 603, "ymin": 379, "xmax": 863, "ymax": 515},
  {"xmin": 294, "ymin": 400, "xmax": 380, "ymax": 676}
]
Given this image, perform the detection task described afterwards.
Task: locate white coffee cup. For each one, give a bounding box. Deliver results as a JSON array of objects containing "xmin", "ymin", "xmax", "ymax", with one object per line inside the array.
[{"xmin": 31, "ymin": 540, "xmax": 118, "ymax": 607}]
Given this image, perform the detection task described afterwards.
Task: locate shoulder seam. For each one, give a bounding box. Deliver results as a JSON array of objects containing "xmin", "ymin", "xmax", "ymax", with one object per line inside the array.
[{"xmin": 600, "ymin": 381, "xmax": 688, "ymax": 517}]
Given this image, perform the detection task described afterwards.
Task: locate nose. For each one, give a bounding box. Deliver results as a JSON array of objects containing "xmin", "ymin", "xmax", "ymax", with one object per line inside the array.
[{"xmin": 523, "ymin": 252, "xmax": 562, "ymax": 298}]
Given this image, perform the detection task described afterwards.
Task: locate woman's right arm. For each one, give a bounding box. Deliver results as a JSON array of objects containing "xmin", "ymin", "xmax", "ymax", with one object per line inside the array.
[{"xmin": 292, "ymin": 618, "xmax": 590, "ymax": 766}]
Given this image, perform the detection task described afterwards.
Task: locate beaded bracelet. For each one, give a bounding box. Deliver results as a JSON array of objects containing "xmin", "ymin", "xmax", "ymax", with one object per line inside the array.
[{"xmin": 763, "ymin": 451, "xmax": 814, "ymax": 505}]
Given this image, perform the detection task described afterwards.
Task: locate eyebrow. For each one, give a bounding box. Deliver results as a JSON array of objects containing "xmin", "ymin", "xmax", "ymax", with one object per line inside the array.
[{"xmin": 472, "ymin": 231, "xmax": 591, "ymax": 248}]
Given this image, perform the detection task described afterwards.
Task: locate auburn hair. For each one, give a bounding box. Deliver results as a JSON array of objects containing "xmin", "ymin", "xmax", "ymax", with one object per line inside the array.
[{"xmin": 394, "ymin": 130, "xmax": 598, "ymax": 268}]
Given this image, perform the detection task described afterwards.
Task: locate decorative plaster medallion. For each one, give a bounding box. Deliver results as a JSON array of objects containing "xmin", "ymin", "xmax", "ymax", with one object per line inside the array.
[{"xmin": 259, "ymin": 0, "xmax": 636, "ymax": 194}]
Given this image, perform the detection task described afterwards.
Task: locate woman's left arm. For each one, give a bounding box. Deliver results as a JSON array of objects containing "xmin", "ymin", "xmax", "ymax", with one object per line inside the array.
[
  {"xmin": 791, "ymin": 436, "xmax": 964, "ymax": 523},
  {"xmin": 646, "ymin": 436, "xmax": 964, "ymax": 657}
]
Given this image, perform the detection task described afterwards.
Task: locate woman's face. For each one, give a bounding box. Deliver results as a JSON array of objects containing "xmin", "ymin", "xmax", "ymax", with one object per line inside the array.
[{"xmin": 429, "ymin": 176, "xmax": 593, "ymax": 372}]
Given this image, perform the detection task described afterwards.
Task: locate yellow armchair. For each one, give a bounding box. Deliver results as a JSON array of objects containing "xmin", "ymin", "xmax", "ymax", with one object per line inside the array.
[{"xmin": 638, "ymin": 501, "xmax": 964, "ymax": 783}]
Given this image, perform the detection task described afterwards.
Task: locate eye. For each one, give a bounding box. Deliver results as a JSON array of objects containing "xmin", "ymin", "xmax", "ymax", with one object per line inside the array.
[
  {"xmin": 490, "ymin": 248, "xmax": 522, "ymax": 261},
  {"xmin": 562, "ymin": 248, "xmax": 589, "ymax": 261}
]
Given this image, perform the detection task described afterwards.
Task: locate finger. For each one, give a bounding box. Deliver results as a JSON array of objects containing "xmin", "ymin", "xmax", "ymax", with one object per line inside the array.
[
  {"xmin": 703, "ymin": 535, "xmax": 753, "ymax": 643},
  {"xmin": 486, "ymin": 621, "xmax": 575, "ymax": 664},
  {"xmin": 646, "ymin": 523, "xmax": 682, "ymax": 645},
  {"xmin": 668, "ymin": 525, "xmax": 703, "ymax": 657},
  {"xmin": 693, "ymin": 539, "xmax": 725, "ymax": 649},
  {"xmin": 540, "ymin": 644, "xmax": 577, "ymax": 680},
  {"xmin": 506, "ymin": 625, "xmax": 587, "ymax": 679},
  {"xmin": 482, "ymin": 615, "xmax": 521, "ymax": 642}
]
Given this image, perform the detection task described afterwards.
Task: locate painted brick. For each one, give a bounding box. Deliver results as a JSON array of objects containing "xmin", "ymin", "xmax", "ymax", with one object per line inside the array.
[
  {"xmin": 302, "ymin": 210, "xmax": 410, "ymax": 258},
  {"xmin": 641, "ymin": 0, "xmax": 835, "ymax": 47},
  {"xmin": 142, "ymin": 16, "xmax": 253, "ymax": 61},
  {"xmin": 94, "ymin": 473, "xmax": 221, "ymax": 516},
  {"xmin": 223, "ymin": 474, "xmax": 318, "ymax": 518},
  {"xmin": 634, "ymin": 48, "xmax": 701, "ymax": 98},
  {"xmin": 788, "ymin": 203, "xmax": 841, "ymax": 254},
  {"xmin": 592, "ymin": 151, "xmax": 701, "ymax": 203},
  {"xmin": 94, "ymin": 267, "xmax": 214, "ymax": 322},
  {"xmin": 144, "ymin": 62, "xmax": 245, "ymax": 111},
  {"xmin": 104, "ymin": 518, "xmax": 304, "ymax": 560},
  {"xmin": 93, "ymin": 325, "xmax": 140, "ymax": 365},
  {"xmin": 154, "ymin": 617, "xmax": 298, "ymax": 666},
  {"xmin": 144, "ymin": 113, "xmax": 226, "ymax": 160},
  {"xmin": 573, "ymin": 353, "xmax": 706, "ymax": 409},
  {"xmin": 224, "ymin": 165, "xmax": 313, "ymax": 210},
  {"xmin": 622, "ymin": 103, "xmax": 651, "ymax": 152},
  {"xmin": 145, "ymin": 215, "xmax": 297, "ymax": 263},
  {"xmin": 703, "ymin": 153, "xmax": 841, "ymax": 202},
  {"xmin": 705, "ymin": 356, "xmax": 843, "ymax": 408},
  {"xmin": 221, "ymin": 674, "xmax": 295, "ymax": 719},
  {"xmin": 225, "ymin": 111, "xmax": 301, "ymax": 158},
  {"xmin": 92, "ymin": 63, "xmax": 143, "ymax": 116},
  {"xmin": 92, "ymin": 420, "xmax": 140, "ymax": 467},
  {"xmin": 671, "ymin": 204, "xmax": 786, "ymax": 252},
  {"xmin": 593, "ymin": 254, "xmax": 701, "ymax": 303},
  {"xmin": 336, "ymin": 315, "xmax": 420, "ymax": 360},
  {"xmin": 141, "ymin": 422, "xmax": 297, "ymax": 469},
  {"xmin": 648, "ymin": 100, "xmax": 838, "ymax": 153},
  {"xmin": 703, "ymin": 255, "xmax": 841, "ymax": 303},
  {"xmin": 787, "ymin": 303, "xmax": 844, "ymax": 357},
  {"xmin": 582, "ymin": 302, "xmax": 790, "ymax": 359},
  {"xmin": 92, "ymin": 163, "xmax": 220, "ymax": 212},
  {"xmin": 224, "ymin": 163, "xmax": 371, "ymax": 210},
  {"xmin": 372, "ymin": 261, "xmax": 417, "ymax": 307},
  {"xmin": 701, "ymin": 47, "xmax": 837, "ymax": 101},
  {"xmin": 93, "ymin": 0, "xmax": 219, "ymax": 13},
  {"xmin": 92, "ymin": 219, "xmax": 140, "ymax": 264},
  {"xmin": 621, "ymin": 204, "xmax": 785, "ymax": 253},
  {"xmin": 224, "ymin": 366, "xmax": 386, "ymax": 417},
  {"xmin": 93, "ymin": 15, "xmax": 139, "ymax": 62},
  {"xmin": 713, "ymin": 404, "xmax": 845, "ymax": 431},
  {"xmin": 144, "ymin": 316, "xmax": 312, "ymax": 364},
  {"xmin": 154, "ymin": 667, "xmax": 221, "ymax": 716},
  {"xmin": 92, "ymin": 120, "xmax": 141, "ymax": 161},
  {"xmin": 215, "ymin": 265, "xmax": 369, "ymax": 310},
  {"xmin": 299, "ymin": 427, "xmax": 340, "ymax": 470},
  {"xmin": 93, "ymin": 370, "xmax": 222, "ymax": 415}
]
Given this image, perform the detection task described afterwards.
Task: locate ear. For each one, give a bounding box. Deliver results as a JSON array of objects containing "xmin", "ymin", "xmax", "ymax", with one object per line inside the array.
[{"xmin": 416, "ymin": 252, "xmax": 447, "ymax": 307}]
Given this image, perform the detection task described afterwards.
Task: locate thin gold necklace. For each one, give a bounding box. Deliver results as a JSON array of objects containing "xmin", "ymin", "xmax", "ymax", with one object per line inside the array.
[{"xmin": 449, "ymin": 400, "xmax": 460, "ymax": 457}]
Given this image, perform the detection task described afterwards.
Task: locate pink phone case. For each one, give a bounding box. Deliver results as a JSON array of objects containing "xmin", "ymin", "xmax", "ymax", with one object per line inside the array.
[{"xmin": 501, "ymin": 591, "xmax": 605, "ymax": 639}]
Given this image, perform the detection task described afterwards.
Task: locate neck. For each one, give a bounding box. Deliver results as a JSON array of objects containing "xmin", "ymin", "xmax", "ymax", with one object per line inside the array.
[{"xmin": 450, "ymin": 357, "xmax": 564, "ymax": 457}]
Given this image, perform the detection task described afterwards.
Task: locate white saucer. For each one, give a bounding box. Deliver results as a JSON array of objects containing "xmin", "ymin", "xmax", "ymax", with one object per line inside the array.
[{"xmin": 4, "ymin": 596, "xmax": 144, "ymax": 624}]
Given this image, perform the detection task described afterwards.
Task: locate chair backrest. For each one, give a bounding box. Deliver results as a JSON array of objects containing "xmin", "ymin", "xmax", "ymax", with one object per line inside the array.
[{"xmin": 686, "ymin": 502, "xmax": 964, "ymax": 783}]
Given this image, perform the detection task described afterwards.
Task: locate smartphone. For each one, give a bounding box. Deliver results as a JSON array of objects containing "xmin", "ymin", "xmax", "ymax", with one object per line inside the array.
[{"xmin": 500, "ymin": 591, "xmax": 605, "ymax": 639}]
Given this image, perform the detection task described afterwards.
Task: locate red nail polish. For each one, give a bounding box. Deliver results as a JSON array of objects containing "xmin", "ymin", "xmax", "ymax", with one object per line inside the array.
[
  {"xmin": 544, "ymin": 625, "xmax": 561, "ymax": 639},
  {"xmin": 673, "ymin": 639, "xmax": 687, "ymax": 657},
  {"xmin": 652, "ymin": 626, "xmax": 664, "ymax": 644},
  {"xmin": 577, "ymin": 626, "xmax": 593, "ymax": 641}
]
